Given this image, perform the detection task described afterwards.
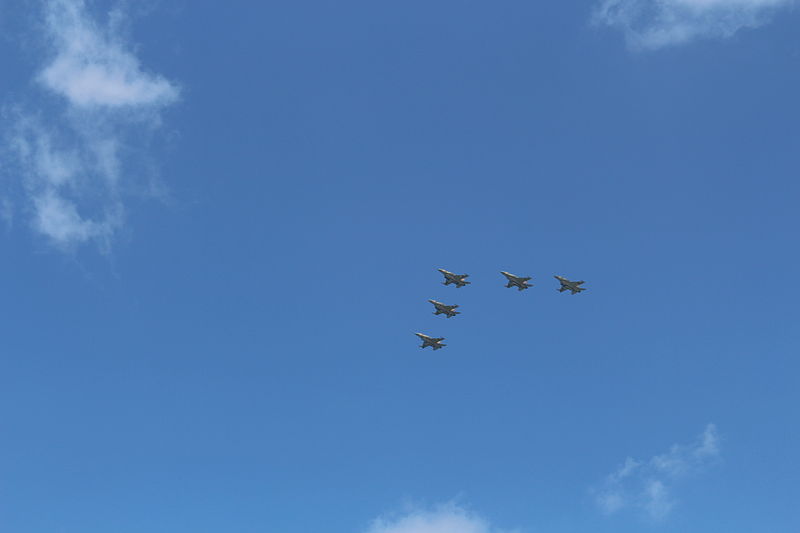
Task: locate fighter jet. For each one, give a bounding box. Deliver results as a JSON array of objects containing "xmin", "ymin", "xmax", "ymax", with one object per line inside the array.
[
  {"xmin": 429, "ymin": 299, "xmax": 460, "ymax": 318},
  {"xmin": 554, "ymin": 275, "xmax": 586, "ymax": 294},
  {"xmin": 438, "ymin": 268, "xmax": 470, "ymax": 288},
  {"xmin": 415, "ymin": 333, "xmax": 446, "ymax": 350},
  {"xmin": 501, "ymin": 271, "xmax": 533, "ymax": 291}
]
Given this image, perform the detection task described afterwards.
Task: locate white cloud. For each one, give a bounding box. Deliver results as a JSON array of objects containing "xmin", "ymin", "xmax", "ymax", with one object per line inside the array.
[
  {"xmin": 594, "ymin": 424, "xmax": 720, "ymax": 521},
  {"xmin": 593, "ymin": 0, "xmax": 796, "ymax": 50},
  {"xmin": 365, "ymin": 503, "xmax": 516, "ymax": 533},
  {"xmin": 596, "ymin": 489, "xmax": 626, "ymax": 514},
  {"xmin": 694, "ymin": 422, "xmax": 721, "ymax": 458},
  {"xmin": 5, "ymin": 108, "xmax": 133, "ymax": 250},
  {"xmin": 2, "ymin": 0, "xmax": 178, "ymax": 251},
  {"xmin": 39, "ymin": 0, "xmax": 179, "ymax": 108},
  {"xmin": 610, "ymin": 456, "xmax": 641, "ymax": 482},
  {"xmin": 642, "ymin": 480, "xmax": 674, "ymax": 520},
  {"xmin": 32, "ymin": 189, "xmax": 120, "ymax": 247}
]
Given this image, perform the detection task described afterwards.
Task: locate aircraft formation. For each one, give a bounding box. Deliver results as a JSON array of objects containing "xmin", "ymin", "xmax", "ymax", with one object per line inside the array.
[{"xmin": 415, "ymin": 268, "xmax": 586, "ymax": 350}]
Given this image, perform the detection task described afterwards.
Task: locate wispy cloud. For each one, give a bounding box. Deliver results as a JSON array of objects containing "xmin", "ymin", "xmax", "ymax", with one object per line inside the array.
[
  {"xmin": 594, "ymin": 424, "xmax": 720, "ymax": 521},
  {"xmin": 0, "ymin": 198, "xmax": 13, "ymax": 230},
  {"xmin": 365, "ymin": 502, "xmax": 516, "ymax": 533},
  {"xmin": 2, "ymin": 0, "xmax": 178, "ymax": 251},
  {"xmin": 593, "ymin": 0, "xmax": 795, "ymax": 50}
]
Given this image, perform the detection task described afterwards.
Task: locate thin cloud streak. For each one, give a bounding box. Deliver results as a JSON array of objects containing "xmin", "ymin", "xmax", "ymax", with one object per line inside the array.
[{"xmin": 0, "ymin": 198, "xmax": 13, "ymax": 230}]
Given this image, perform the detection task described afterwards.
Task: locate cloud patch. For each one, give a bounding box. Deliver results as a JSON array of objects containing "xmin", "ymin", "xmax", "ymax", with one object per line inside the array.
[
  {"xmin": 39, "ymin": 0, "xmax": 178, "ymax": 108},
  {"xmin": 593, "ymin": 0, "xmax": 795, "ymax": 49},
  {"xmin": 594, "ymin": 424, "xmax": 720, "ymax": 521},
  {"xmin": 365, "ymin": 503, "xmax": 516, "ymax": 533},
  {"xmin": 2, "ymin": 0, "xmax": 178, "ymax": 251}
]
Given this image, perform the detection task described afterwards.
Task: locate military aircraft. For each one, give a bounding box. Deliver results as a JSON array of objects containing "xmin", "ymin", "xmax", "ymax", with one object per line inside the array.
[
  {"xmin": 429, "ymin": 299, "xmax": 460, "ymax": 318},
  {"xmin": 500, "ymin": 271, "xmax": 533, "ymax": 291},
  {"xmin": 415, "ymin": 333, "xmax": 446, "ymax": 350},
  {"xmin": 555, "ymin": 275, "xmax": 586, "ymax": 294},
  {"xmin": 438, "ymin": 268, "xmax": 470, "ymax": 288}
]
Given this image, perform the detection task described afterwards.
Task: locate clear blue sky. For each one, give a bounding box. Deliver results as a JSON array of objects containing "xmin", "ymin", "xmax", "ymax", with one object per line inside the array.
[{"xmin": 1, "ymin": 1, "xmax": 799, "ymax": 532}]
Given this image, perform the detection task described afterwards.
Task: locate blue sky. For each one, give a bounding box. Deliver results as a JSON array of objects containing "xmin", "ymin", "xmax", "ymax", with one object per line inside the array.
[{"xmin": 1, "ymin": 1, "xmax": 799, "ymax": 532}]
